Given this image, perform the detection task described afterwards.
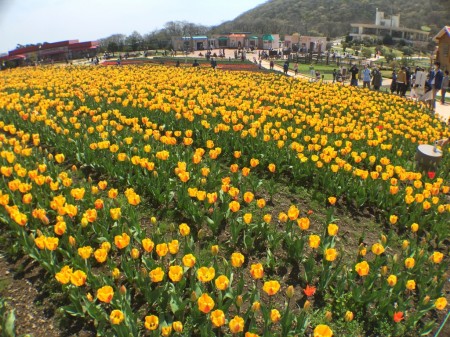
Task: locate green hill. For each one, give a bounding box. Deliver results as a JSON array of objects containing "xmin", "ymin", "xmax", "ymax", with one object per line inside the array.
[{"xmin": 212, "ymin": 0, "xmax": 450, "ymax": 38}]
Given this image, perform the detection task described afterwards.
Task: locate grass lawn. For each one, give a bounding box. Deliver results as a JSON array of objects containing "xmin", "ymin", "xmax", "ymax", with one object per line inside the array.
[{"xmin": 275, "ymin": 62, "xmax": 341, "ymax": 81}]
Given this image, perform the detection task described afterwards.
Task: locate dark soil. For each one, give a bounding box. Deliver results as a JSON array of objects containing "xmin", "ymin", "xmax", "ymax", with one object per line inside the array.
[{"xmin": 0, "ymin": 252, "xmax": 95, "ymax": 337}]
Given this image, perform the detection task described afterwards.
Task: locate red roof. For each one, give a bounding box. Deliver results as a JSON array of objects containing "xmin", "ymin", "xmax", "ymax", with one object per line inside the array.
[
  {"xmin": 9, "ymin": 55, "xmax": 26, "ymax": 60},
  {"xmin": 0, "ymin": 54, "xmax": 26, "ymax": 61},
  {"xmin": 69, "ymin": 41, "xmax": 98, "ymax": 51},
  {"xmin": 42, "ymin": 40, "xmax": 79, "ymax": 49},
  {"xmin": 9, "ymin": 45, "xmax": 39, "ymax": 55},
  {"xmin": 5, "ymin": 40, "xmax": 98, "ymax": 59},
  {"xmin": 433, "ymin": 26, "xmax": 450, "ymax": 42}
]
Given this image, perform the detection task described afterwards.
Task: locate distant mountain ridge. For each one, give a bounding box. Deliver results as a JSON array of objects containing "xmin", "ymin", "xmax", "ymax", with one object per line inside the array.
[{"xmin": 211, "ymin": 0, "xmax": 450, "ymax": 38}]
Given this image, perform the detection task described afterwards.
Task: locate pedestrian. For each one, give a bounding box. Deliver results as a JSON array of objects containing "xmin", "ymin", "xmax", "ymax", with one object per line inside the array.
[
  {"xmin": 332, "ymin": 69, "xmax": 337, "ymax": 83},
  {"xmin": 362, "ymin": 64, "xmax": 371, "ymax": 89},
  {"xmin": 349, "ymin": 64, "xmax": 359, "ymax": 86},
  {"xmin": 210, "ymin": 58, "xmax": 217, "ymax": 69},
  {"xmin": 405, "ymin": 67, "xmax": 411, "ymax": 93},
  {"xmin": 440, "ymin": 70, "xmax": 449, "ymax": 104},
  {"xmin": 427, "ymin": 61, "xmax": 444, "ymax": 111},
  {"xmin": 336, "ymin": 70, "xmax": 343, "ymax": 83},
  {"xmin": 192, "ymin": 59, "xmax": 199, "ymax": 67},
  {"xmin": 309, "ymin": 64, "xmax": 315, "ymax": 81},
  {"xmin": 283, "ymin": 61, "xmax": 289, "ymax": 75},
  {"xmin": 396, "ymin": 67, "xmax": 407, "ymax": 96},
  {"xmin": 371, "ymin": 67, "xmax": 382, "ymax": 90},
  {"xmin": 259, "ymin": 59, "xmax": 262, "ymax": 69},
  {"xmin": 293, "ymin": 62, "xmax": 298, "ymax": 76},
  {"xmin": 390, "ymin": 70, "xmax": 397, "ymax": 94},
  {"xmin": 412, "ymin": 67, "xmax": 427, "ymax": 100},
  {"xmin": 315, "ymin": 70, "xmax": 321, "ymax": 82},
  {"xmin": 269, "ymin": 60, "xmax": 274, "ymax": 70}
]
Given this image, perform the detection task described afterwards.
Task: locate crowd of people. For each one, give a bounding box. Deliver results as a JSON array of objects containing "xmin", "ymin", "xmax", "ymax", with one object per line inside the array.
[
  {"xmin": 323, "ymin": 64, "xmax": 383, "ymax": 89},
  {"xmin": 331, "ymin": 62, "xmax": 449, "ymax": 112},
  {"xmin": 389, "ymin": 62, "xmax": 448, "ymax": 111}
]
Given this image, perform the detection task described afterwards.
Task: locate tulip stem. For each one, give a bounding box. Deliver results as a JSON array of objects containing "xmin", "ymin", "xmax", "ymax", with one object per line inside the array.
[{"xmin": 434, "ymin": 310, "xmax": 450, "ymax": 337}]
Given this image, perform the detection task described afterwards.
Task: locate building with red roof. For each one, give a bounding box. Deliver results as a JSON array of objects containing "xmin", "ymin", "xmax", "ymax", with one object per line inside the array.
[{"xmin": 0, "ymin": 39, "xmax": 98, "ymax": 67}]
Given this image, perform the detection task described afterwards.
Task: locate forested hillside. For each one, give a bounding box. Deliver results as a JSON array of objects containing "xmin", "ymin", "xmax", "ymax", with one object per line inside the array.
[{"xmin": 212, "ymin": 0, "xmax": 450, "ymax": 37}]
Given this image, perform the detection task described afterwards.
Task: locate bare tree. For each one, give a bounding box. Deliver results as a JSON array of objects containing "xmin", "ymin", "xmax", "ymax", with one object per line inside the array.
[
  {"xmin": 125, "ymin": 31, "xmax": 143, "ymax": 51},
  {"xmin": 99, "ymin": 34, "xmax": 126, "ymax": 52}
]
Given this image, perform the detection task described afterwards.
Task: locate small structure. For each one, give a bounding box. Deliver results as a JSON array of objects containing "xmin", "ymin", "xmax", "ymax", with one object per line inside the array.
[
  {"xmin": 350, "ymin": 8, "xmax": 429, "ymax": 47},
  {"xmin": 216, "ymin": 36, "xmax": 229, "ymax": 48},
  {"xmin": 207, "ymin": 35, "xmax": 224, "ymax": 49},
  {"xmin": 171, "ymin": 36, "xmax": 209, "ymax": 51},
  {"xmin": 248, "ymin": 36, "xmax": 259, "ymax": 49},
  {"xmin": 298, "ymin": 36, "xmax": 327, "ymax": 53},
  {"xmin": 284, "ymin": 34, "xmax": 300, "ymax": 50},
  {"xmin": 262, "ymin": 34, "xmax": 279, "ymax": 50},
  {"xmin": 229, "ymin": 34, "xmax": 246, "ymax": 49},
  {"xmin": 192, "ymin": 36, "xmax": 208, "ymax": 50},
  {"xmin": 433, "ymin": 26, "xmax": 450, "ymax": 71}
]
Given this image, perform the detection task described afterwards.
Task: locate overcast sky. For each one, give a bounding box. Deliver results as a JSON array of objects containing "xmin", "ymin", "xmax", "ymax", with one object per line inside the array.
[{"xmin": 0, "ymin": 0, "xmax": 267, "ymax": 53}]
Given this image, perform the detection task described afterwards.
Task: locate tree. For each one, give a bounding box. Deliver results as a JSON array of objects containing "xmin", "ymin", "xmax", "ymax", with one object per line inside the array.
[
  {"xmin": 99, "ymin": 34, "xmax": 126, "ymax": 53},
  {"xmin": 107, "ymin": 42, "xmax": 119, "ymax": 56},
  {"xmin": 397, "ymin": 39, "xmax": 407, "ymax": 47},
  {"xmin": 361, "ymin": 47, "xmax": 372, "ymax": 59},
  {"xmin": 126, "ymin": 31, "xmax": 143, "ymax": 52},
  {"xmin": 383, "ymin": 48, "xmax": 396, "ymax": 63},
  {"xmin": 401, "ymin": 46, "xmax": 414, "ymax": 56},
  {"xmin": 382, "ymin": 34, "xmax": 394, "ymax": 46}
]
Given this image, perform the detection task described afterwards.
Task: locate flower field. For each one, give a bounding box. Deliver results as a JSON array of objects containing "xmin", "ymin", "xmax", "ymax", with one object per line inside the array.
[{"xmin": 0, "ymin": 64, "xmax": 449, "ymax": 337}]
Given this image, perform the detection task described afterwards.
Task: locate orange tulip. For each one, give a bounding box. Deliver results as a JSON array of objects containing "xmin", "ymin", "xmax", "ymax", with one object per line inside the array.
[
  {"xmin": 250, "ymin": 263, "xmax": 264, "ymax": 279},
  {"xmin": 229, "ymin": 315, "xmax": 244, "ymax": 333},
  {"xmin": 114, "ymin": 233, "xmax": 130, "ymax": 249},
  {"xmin": 263, "ymin": 280, "xmax": 280, "ymax": 296},
  {"xmin": 168, "ymin": 265, "xmax": 183, "ymax": 282},
  {"xmin": 210, "ymin": 309, "xmax": 225, "ymax": 327},
  {"xmin": 97, "ymin": 285, "xmax": 114, "ymax": 303},
  {"xmin": 393, "ymin": 312, "xmax": 404, "ymax": 323},
  {"xmin": 303, "ymin": 284, "xmax": 316, "ymax": 297},
  {"xmin": 215, "ymin": 275, "xmax": 230, "ymax": 290},
  {"xmin": 144, "ymin": 315, "xmax": 159, "ymax": 330},
  {"xmin": 198, "ymin": 293, "xmax": 215, "ymax": 313},
  {"xmin": 355, "ymin": 261, "xmax": 370, "ymax": 276},
  {"xmin": 231, "ymin": 252, "xmax": 245, "ymax": 268}
]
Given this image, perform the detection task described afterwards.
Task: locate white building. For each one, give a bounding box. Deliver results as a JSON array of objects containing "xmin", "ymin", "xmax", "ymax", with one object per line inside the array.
[{"xmin": 350, "ymin": 8, "xmax": 429, "ymax": 47}]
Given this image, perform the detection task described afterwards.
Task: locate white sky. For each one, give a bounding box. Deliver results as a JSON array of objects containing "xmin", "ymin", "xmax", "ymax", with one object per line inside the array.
[{"xmin": 0, "ymin": 0, "xmax": 267, "ymax": 53}]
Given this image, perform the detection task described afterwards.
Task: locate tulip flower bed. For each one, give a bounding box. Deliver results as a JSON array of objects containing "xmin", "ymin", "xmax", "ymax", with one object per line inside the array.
[
  {"xmin": 100, "ymin": 58, "xmax": 260, "ymax": 71},
  {"xmin": 101, "ymin": 59, "xmax": 210, "ymax": 67},
  {"xmin": 101, "ymin": 59, "xmax": 163, "ymax": 66},
  {"xmin": 0, "ymin": 64, "xmax": 449, "ymax": 337}
]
